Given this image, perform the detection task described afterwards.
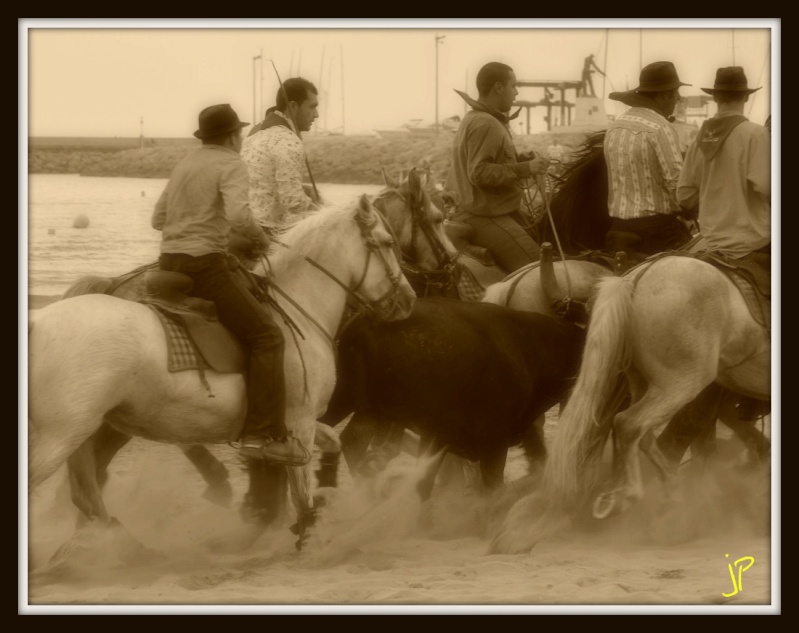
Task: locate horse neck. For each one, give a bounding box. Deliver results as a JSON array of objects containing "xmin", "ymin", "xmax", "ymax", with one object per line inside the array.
[{"xmin": 267, "ymin": 236, "xmax": 358, "ymax": 339}]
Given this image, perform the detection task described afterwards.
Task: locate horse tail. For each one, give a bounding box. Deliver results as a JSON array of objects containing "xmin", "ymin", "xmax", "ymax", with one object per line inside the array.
[
  {"xmin": 544, "ymin": 274, "xmax": 633, "ymax": 505},
  {"xmin": 61, "ymin": 275, "xmax": 115, "ymax": 299}
]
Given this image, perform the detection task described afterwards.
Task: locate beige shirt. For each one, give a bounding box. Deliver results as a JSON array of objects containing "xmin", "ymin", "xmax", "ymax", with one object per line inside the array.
[
  {"xmin": 678, "ymin": 111, "xmax": 770, "ymax": 258},
  {"xmin": 152, "ymin": 145, "xmax": 264, "ymax": 256}
]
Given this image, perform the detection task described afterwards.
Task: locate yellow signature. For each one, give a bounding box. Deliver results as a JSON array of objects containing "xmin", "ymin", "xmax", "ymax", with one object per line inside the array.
[{"xmin": 723, "ymin": 553, "xmax": 755, "ymax": 598}]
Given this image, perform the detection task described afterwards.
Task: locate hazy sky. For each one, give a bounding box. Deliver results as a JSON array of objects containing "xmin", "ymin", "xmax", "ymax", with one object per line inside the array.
[{"xmin": 21, "ymin": 19, "xmax": 777, "ymax": 138}]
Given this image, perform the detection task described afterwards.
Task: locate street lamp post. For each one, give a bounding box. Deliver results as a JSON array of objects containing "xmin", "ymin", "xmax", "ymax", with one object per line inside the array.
[{"xmin": 435, "ymin": 34, "xmax": 446, "ymax": 133}]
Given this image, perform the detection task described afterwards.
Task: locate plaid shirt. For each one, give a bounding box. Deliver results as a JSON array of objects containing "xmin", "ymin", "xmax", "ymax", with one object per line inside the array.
[{"xmin": 604, "ymin": 106, "xmax": 683, "ymax": 219}]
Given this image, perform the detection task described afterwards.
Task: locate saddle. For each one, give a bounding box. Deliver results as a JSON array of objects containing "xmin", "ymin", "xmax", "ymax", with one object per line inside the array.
[
  {"xmin": 140, "ymin": 270, "xmax": 246, "ymax": 374},
  {"xmin": 444, "ymin": 220, "xmax": 496, "ymax": 267}
]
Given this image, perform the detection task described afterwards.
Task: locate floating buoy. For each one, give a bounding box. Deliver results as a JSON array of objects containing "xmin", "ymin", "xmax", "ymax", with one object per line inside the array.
[
  {"xmin": 48, "ymin": 228, "xmax": 55, "ymax": 235},
  {"xmin": 73, "ymin": 214, "xmax": 90, "ymax": 229}
]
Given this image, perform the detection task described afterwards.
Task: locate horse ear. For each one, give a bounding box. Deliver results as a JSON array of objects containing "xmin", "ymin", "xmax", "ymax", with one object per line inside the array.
[
  {"xmin": 407, "ymin": 167, "xmax": 424, "ymax": 204},
  {"xmin": 382, "ymin": 168, "xmax": 399, "ymax": 189},
  {"xmin": 356, "ymin": 193, "xmax": 374, "ymax": 223}
]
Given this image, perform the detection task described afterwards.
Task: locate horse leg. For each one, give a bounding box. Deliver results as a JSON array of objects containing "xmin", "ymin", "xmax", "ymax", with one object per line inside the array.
[
  {"xmin": 181, "ymin": 445, "xmax": 233, "ymax": 507},
  {"xmin": 520, "ymin": 413, "xmax": 547, "ymax": 476},
  {"xmin": 598, "ymin": 382, "xmax": 705, "ymax": 519},
  {"xmin": 287, "ymin": 463, "xmax": 315, "ymax": 550},
  {"xmin": 240, "ymin": 459, "xmax": 288, "ymax": 527},
  {"xmin": 717, "ymin": 391, "xmax": 771, "ymax": 464},
  {"xmin": 479, "ymin": 447, "xmax": 508, "ymax": 492},
  {"xmin": 655, "ymin": 384, "xmax": 722, "ymax": 465},
  {"xmin": 313, "ymin": 421, "xmax": 342, "ymax": 489},
  {"xmin": 416, "ymin": 439, "xmax": 449, "ymax": 503},
  {"xmin": 92, "ymin": 423, "xmax": 132, "ymax": 489},
  {"xmin": 340, "ymin": 412, "xmax": 381, "ymax": 477},
  {"xmin": 67, "ymin": 431, "xmax": 113, "ymax": 525}
]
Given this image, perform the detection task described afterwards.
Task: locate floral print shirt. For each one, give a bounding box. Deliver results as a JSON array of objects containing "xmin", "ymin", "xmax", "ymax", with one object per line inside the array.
[{"xmin": 241, "ymin": 111, "xmax": 315, "ymax": 230}]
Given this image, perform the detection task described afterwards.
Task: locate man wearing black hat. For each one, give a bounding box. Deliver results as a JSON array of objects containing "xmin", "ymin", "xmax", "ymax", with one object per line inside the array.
[
  {"xmin": 604, "ymin": 61, "xmax": 694, "ymax": 259},
  {"xmin": 677, "ymin": 67, "xmax": 770, "ymax": 266},
  {"xmin": 152, "ymin": 103, "xmax": 310, "ymax": 466}
]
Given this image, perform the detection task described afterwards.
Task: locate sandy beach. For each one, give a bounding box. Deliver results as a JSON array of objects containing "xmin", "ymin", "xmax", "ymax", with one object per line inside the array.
[{"xmin": 24, "ymin": 414, "xmax": 775, "ymax": 614}]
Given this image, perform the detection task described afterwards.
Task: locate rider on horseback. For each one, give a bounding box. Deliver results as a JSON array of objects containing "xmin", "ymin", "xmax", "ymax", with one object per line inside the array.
[
  {"xmin": 444, "ymin": 61, "xmax": 550, "ymax": 275},
  {"xmin": 604, "ymin": 61, "xmax": 694, "ymax": 259},
  {"xmin": 677, "ymin": 66, "xmax": 771, "ymax": 270},
  {"xmin": 677, "ymin": 67, "xmax": 771, "ymax": 424},
  {"xmin": 152, "ymin": 104, "xmax": 310, "ymax": 466}
]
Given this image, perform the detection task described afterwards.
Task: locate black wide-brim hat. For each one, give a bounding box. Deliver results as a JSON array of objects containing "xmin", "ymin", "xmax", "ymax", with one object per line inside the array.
[
  {"xmin": 701, "ymin": 66, "xmax": 762, "ymax": 95},
  {"xmin": 194, "ymin": 103, "xmax": 250, "ymax": 139},
  {"xmin": 609, "ymin": 61, "xmax": 690, "ymax": 103}
]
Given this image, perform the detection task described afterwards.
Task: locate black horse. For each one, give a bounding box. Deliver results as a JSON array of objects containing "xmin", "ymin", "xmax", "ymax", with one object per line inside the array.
[{"xmin": 319, "ymin": 296, "xmax": 587, "ymax": 498}]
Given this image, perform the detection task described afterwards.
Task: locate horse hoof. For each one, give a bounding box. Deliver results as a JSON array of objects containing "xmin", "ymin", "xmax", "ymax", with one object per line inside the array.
[
  {"xmin": 592, "ymin": 491, "xmax": 621, "ymax": 520},
  {"xmin": 203, "ymin": 481, "xmax": 233, "ymax": 508}
]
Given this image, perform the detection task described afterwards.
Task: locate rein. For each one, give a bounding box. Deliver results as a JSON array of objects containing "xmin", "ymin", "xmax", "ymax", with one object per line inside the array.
[
  {"xmin": 372, "ymin": 188, "xmax": 459, "ymax": 297},
  {"xmin": 258, "ymin": 210, "xmax": 405, "ymax": 346}
]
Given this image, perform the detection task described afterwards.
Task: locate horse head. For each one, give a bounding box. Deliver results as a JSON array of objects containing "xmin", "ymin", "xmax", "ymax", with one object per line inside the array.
[
  {"xmin": 539, "ymin": 131, "xmax": 611, "ymax": 255},
  {"xmin": 373, "ymin": 167, "xmax": 459, "ymax": 297},
  {"xmin": 349, "ymin": 194, "xmax": 417, "ymax": 321}
]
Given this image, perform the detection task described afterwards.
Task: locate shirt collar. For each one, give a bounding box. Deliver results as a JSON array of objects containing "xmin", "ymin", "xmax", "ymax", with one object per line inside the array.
[
  {"xmin": 273, "ymin": 109, "xmax": 299, "ymax": 134},
  {"xmin": 454, "ymin": 90, "xmax": 521, "ymax": 123}
]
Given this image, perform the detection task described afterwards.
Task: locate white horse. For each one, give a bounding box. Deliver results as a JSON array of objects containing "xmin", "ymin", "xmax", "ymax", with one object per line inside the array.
[
  {"xmin": 543, "ymin": 254, "xmax": 771, "ymax": 518},
  {"xmin": 28, "ymin": 195, "xmax": 416, "ymax": 552}
]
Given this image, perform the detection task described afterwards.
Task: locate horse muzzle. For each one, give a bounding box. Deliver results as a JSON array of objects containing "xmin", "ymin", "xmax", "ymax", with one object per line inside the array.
[{"xmin": 373, "ymin": 278, "xmax": 416, "ymax": 321}]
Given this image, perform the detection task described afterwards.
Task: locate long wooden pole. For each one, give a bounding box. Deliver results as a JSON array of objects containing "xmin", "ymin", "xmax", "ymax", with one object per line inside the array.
[
  {"xmin": 266, "ymin": 58, "xmax": 319, "ymax": 201},
  {"xmin": 340, "ymin": 45, "xmax": 345, "ymax": 135}
]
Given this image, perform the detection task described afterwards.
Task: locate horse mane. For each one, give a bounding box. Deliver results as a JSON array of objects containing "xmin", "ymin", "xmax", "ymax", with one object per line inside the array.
[
  {"xmin": 540, "ymin": 131, "xmax": 610, "ymax": 255},
  {"xmin": 61, "ymin": 275, "xmax": 115, "ymax": 299},
  {"xmin": 273, "ymin": 200, "xmax": 368, "ymax": 264}
]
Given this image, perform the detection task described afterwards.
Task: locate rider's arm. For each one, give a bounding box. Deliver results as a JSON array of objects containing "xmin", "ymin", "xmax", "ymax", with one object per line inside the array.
[
  {"xmin": 151, "ymin": 187, "xmax": 168, "ymax": 230},
  {"xmin": 220, "ymin": 159, "xmax": 270, "ymax": 250},
  {"xmin": 466, "ymin": 119, "xmax": 537, "ymax": 187},
  {"xmin": 276, "ymin": 137, "xmax": 316, "ymax": 214},
  {"xmin": 652, "ymin": 123, "xmax": 684, "ymax": 211},
  {"xmin": 676, "ymin": 141, "xmax": 700, "ymax": 212}
]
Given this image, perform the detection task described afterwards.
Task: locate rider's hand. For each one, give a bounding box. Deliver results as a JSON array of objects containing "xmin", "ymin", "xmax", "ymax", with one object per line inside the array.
[
  {"xmin": 517, "ymin": 150, "xmax": 537, "ymax": 162},
  {"xmin": 525, "ymin": 156, "xmax": 550, "ymax": 177}
]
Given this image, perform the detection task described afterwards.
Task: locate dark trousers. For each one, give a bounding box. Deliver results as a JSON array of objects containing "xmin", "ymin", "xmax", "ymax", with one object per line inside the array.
[
  {"xmin": 451, "ymin": 210, "xmax": 541, "ymax": 274},
  {"xmin": 159, "ymin": 252, "xmax": 287, "ymax": 439},
  {"xmin": 605, "ymin": 214, "xmax": 693, "ymax": 256}
]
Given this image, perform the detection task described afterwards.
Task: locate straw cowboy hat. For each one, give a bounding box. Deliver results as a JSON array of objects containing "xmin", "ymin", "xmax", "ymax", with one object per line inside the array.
[
  {"xmin": 609, "ymin": 61, "xmax": 691, "ymax": 104},
  {"xmin": 701, "ymin": 66, "xmax": 762, "ymax": 95},
  {"xmin": 194, "ymin": 104, "xmax": 250, "ymax": 139}
]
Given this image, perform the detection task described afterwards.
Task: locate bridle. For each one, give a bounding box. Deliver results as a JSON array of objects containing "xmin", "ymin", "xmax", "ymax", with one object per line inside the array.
[
  {"xmin": 259, "ymin": 207, "xmax": 407, "ymax": 348},
  {"xmin": 371, "ymin": 187, "xmax": 459, "ymax": 297}
]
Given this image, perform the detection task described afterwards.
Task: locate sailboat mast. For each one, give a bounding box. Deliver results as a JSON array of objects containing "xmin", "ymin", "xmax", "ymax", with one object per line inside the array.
[
  {"xmin": 340, "ymin": 44, "xmax": 345, "ymax": 134},
  {"xmin": 602, "ymin": 28, "xmax": 609, "ymax": 99}
]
